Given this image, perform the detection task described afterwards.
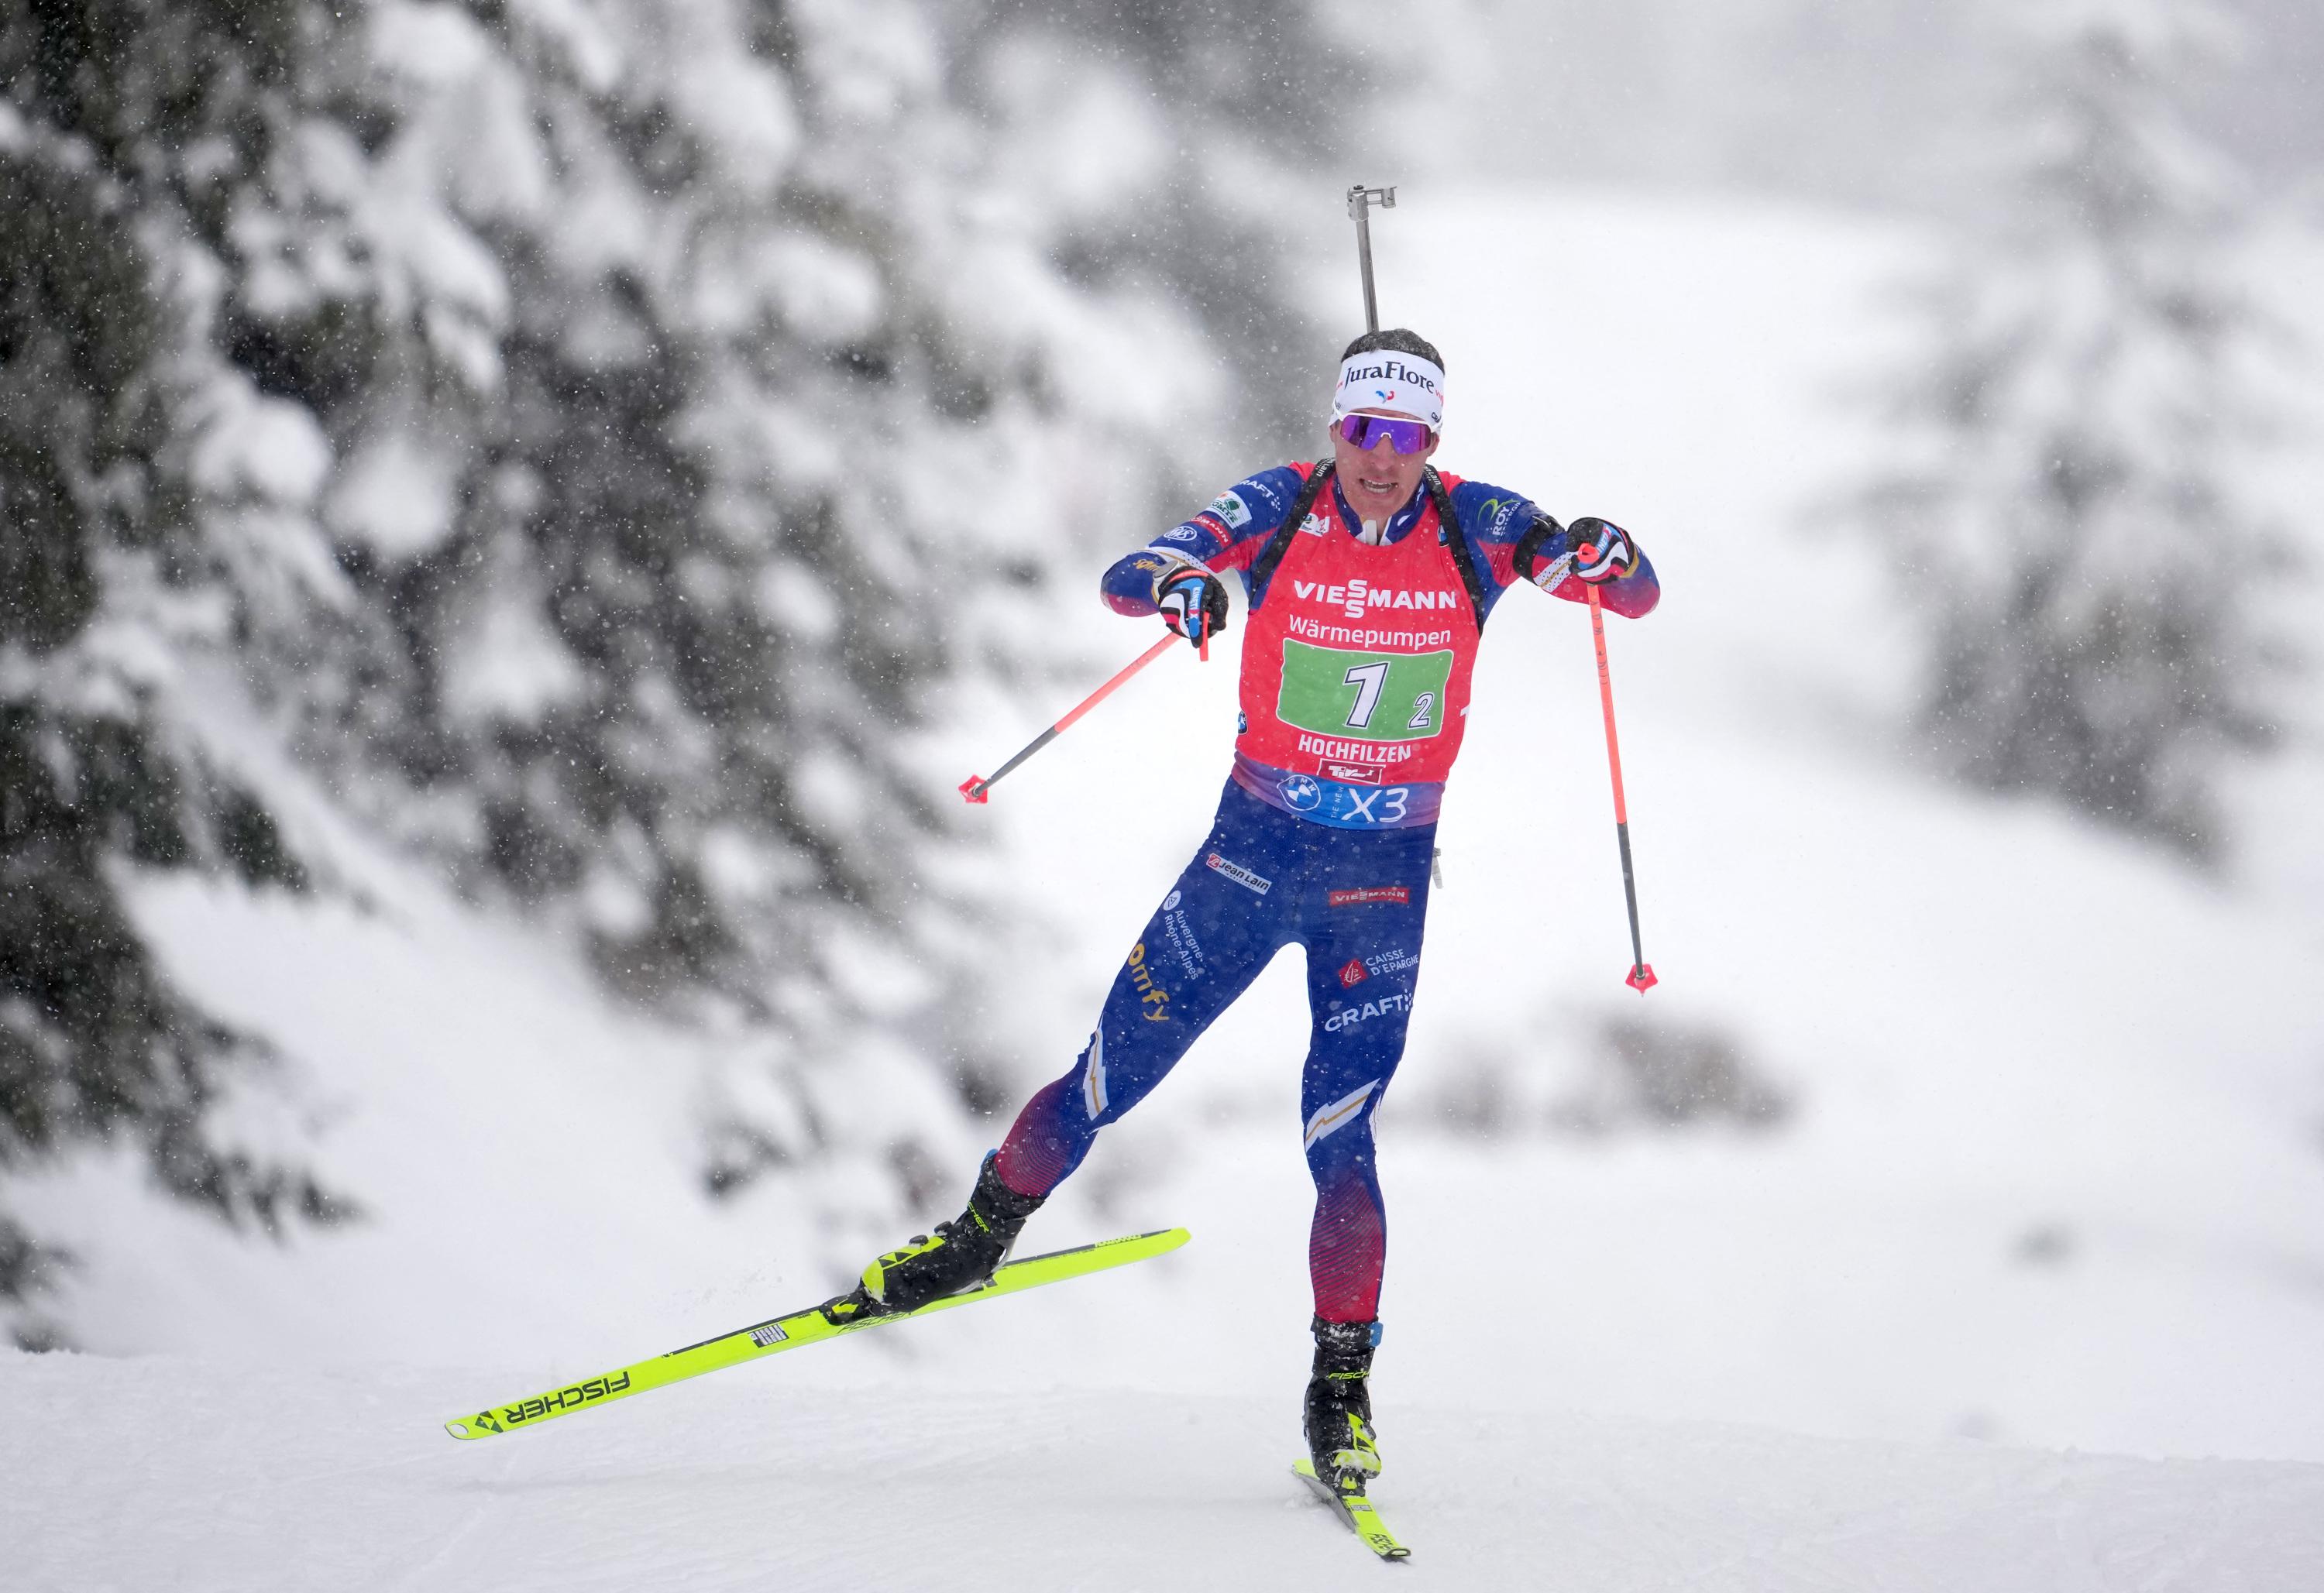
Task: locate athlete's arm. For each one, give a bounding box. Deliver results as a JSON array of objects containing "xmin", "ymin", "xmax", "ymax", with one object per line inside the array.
[
  {"xmin": 1098, "ymin": 465, "xmax": 1312, "ymax": 616},
  {"xmin": 1463, "ymin": 486, "xmax": 1659, "ymax": 620}
]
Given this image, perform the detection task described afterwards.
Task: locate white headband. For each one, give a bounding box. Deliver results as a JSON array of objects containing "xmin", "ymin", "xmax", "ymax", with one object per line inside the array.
[{"xmin": 1331, "ymin": 349, "xmax": 1446, "ymax": 431}]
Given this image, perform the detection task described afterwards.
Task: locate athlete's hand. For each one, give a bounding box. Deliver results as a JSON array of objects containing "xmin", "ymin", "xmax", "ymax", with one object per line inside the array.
[
  {"xmin": 1157, "ymin": 571, "xmax": 1229, "ymax": 647},
  {"xmin": 1514, "ymin": 513, "xmax": 1639, "ymax": 588},
  {"xmin": 1567, "ymin": 517, "xmax": 1638, "ymax": 583}
]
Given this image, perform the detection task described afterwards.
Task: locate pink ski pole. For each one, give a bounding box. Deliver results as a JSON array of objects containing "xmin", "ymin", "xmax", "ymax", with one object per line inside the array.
[
  {"xmin": 960, "ymin": 623, "xmax": 1195, "ymax": 805},
  {"xmin": 1587, "ymin": 583, "xmax": 1657, "ymax": 992}
]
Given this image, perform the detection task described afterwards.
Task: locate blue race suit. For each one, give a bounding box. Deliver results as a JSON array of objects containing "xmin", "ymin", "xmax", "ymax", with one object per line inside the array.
[
  {"xmin": 994, "ymin": 462, "xmax": 1659, "ymax": 1323},
  {"xmin": 996, "ymin": 780, "xmax": 1432, "ymax": 1320}
]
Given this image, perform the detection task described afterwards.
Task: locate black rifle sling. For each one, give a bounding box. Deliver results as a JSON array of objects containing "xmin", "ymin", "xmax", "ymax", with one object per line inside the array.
[
  {"xmin": 1247, "ymin": 461, "xmax": 1336, "ymax": 609},
  {"xmin": 1248, "ymin": 461, "xmax": 1488, "ymax": 634},
  {"xmin": 1425, "ymin": 465, "xmax": 1490, "ymax": 633}
]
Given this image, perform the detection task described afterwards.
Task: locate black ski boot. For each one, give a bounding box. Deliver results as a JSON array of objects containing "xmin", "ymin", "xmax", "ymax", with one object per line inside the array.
[
  {"xmin": 1303, "ymin": 1317, "xmax": 1384, "ymax": 1492},
  {"xmin": 820, "ymin": 1153, "xmax": 1046, "ymax": 1324}
]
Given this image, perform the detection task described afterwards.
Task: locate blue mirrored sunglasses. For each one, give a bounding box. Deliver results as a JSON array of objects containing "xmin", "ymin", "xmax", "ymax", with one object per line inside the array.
[{"xmin": 1335, "ymin": 413, "xmax": 1434, "ymax": 455}]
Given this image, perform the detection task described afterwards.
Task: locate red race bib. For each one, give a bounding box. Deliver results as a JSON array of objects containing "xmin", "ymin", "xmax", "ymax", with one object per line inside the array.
[{"xmin": 1236, "ymin": 492, "xmax": 1482, "ymax": 788}]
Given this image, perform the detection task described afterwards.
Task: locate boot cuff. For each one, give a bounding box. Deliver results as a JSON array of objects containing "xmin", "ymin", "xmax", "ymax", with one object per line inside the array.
[
  {"xmin": 1312, "ymin": 1317, "xmax": 1382, "ymax": 1351},
  {"xmin": 1311, "ymin": 1315, "xmax": 1381, "ymax": 1372},
  {"xmin": 971, "ymin": 1152, "xmax": 1047, "ymax": 1225}
]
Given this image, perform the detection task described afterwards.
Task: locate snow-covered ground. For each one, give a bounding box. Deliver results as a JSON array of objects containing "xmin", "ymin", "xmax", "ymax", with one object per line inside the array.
[
  {"xmin": 8, "ymin": 184, "xmax": 2323, "ymax": 1584},
  {"xmin": 9, "ymin": 1351, "xmax": 2324, "ymax": 1591}
]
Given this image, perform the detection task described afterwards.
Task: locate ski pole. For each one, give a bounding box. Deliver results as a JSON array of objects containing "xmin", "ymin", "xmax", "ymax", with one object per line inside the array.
[
  {"xmin": 1586, "ymin": 582, "xmax": 1658, "ymax": 993},
  {"xmin": 1347, "ymin": 184, "xmax": 1396, "ymax": 333},
  {"xmin": 960, "ymin": 623, "xmax": 1193, "ymax": 805}
]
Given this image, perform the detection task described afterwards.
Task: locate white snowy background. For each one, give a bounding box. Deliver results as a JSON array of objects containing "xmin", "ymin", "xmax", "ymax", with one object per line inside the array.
[{"xmin": 8, "ymin": 2, "xmax": 2324, "ymax": 1588}]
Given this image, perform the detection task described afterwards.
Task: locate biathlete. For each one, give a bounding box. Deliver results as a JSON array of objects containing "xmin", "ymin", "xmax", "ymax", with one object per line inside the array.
[{"xmin": 826, "ymin": 328, "xmax": 1660, "ymax": 1494}]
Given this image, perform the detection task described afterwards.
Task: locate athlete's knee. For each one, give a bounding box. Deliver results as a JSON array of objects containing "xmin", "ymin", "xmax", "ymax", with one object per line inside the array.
[{"xmin": 1301, "ymin": 1066, "xmax": 1389, "ymax": 1152}]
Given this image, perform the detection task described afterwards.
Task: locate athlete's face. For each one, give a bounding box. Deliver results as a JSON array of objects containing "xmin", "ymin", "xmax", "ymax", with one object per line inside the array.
[{"xmin": 1330, "ymin": 409, "xmax": 1439, "ymax": 527}]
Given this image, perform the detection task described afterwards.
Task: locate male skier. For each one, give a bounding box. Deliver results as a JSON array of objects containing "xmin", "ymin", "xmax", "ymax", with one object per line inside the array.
[{"xmin": 826, "ymin": 329, "xmax": 1660, "ymax": 1493}]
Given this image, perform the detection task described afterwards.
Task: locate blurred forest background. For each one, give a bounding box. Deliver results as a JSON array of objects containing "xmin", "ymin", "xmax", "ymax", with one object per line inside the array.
[{"xmin": 2, "ymin": 0, "xmax": 2319, "ymax": 1375}]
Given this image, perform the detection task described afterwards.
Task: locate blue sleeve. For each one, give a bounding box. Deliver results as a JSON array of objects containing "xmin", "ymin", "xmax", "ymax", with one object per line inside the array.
[
  {"xmin": 1449, "ymin": 479, "xmax": 1660, "ymax": 620},
  {"xmin": 1100, "ymin": 550, "xmax": 1178, "ymax": 616},
  {"xmin": 1098, "ymin": 465, "xmax": 1309, "ymax": 614},
  {"xmin": 1447, "ymin": 480, "xmax": 1544, "ymax": 623}
]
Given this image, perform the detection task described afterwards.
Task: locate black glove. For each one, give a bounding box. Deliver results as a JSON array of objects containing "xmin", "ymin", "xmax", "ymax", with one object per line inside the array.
[
  {"xmin": 1157, "ymin": 570, "xmax": 1229, "ymax": 647},
  {"xmin": 1567, "ymin": 517, "xmax": 1638, "ymax": 583}
]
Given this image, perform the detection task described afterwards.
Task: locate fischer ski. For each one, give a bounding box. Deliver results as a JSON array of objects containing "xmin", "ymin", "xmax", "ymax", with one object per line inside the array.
[
  {"xmin": 1294, "ymin": 1457, "xmax": 1412, "ymax": 1561},
  {"xmin": 442, "ymin": 1227, "xmax": 1189, "ymax": 1441}
]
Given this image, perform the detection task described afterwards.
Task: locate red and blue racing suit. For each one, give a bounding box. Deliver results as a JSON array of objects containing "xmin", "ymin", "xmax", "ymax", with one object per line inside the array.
[{"xmin": 994, "ymin": 464, "xmax": 1659, "ymax": 1322}]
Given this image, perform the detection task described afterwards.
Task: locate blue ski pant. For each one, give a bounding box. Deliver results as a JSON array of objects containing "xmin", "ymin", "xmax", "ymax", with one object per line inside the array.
[{"xmin": 995, "ymin": 778, "xmax": 1435, "ymax": 1322}]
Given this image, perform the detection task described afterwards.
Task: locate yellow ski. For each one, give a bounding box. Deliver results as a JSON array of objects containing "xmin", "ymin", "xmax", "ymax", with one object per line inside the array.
[
  {"xmin": 442, "ymin": 1227, "xmax": 1189, "ymax": 1441},
  {"xmin": 1294, "ymin": 1457, "xmax": 1412, "ymax": 1561}
]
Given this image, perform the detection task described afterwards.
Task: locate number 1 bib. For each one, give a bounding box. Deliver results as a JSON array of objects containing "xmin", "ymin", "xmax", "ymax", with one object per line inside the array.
[{"xmin": 1236, "ymin": 493, "xmax": 1482, "ymax": 788}]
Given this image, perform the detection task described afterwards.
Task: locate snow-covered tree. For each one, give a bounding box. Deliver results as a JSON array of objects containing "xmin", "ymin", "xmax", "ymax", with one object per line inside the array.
[
  {"xmin": 1847, "ymin": 0, "xmax": 2295, "ymax": 856},
  {"xmin": 233, "ymin": 0, "xmax": 1365, "ymax": 1204},
  {"xmin": 0, "ymin": 0, "xmax": 356, "ymax": 1344},
  {"xmin": 974, "ymin": 2, "xmax": 1372, "ymax": 443},
  {"xmin": 5, "ymin": 0, "xmax": 1375, "ymax": 1328}
]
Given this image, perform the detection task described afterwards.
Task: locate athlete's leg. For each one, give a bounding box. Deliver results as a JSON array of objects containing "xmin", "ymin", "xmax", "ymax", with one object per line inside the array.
[
  {"xmin": 995, "ymin": 784, "xmax": 1301, "ymax": 1197},
  {"xmin": 1295, "ymin": 827, "xmax": 1435, "ymax": 1323},
  {"xmin": 1291, "ymin": 823, "xmax": 1433, "ymax": 1483},
  {"xmin": 837, "ymin": 785, "xmax": 1308, "ymax": 1322}
]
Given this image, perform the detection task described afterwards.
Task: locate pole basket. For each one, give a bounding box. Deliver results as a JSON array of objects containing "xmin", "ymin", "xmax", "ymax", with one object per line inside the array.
[
  {"xmin": 1625, "ymin": 963, "xmax": 1659, "ymax": 994},
  {"xmin": 959, "ymin": 776, "xmax": 990, "ymax": 805}
]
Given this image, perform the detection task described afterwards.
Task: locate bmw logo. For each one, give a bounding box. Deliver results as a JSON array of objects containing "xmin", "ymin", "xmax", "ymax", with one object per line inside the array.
[{"xmin": 1279, "ymin": 775, "xmax": 1322, "ymax": 812}]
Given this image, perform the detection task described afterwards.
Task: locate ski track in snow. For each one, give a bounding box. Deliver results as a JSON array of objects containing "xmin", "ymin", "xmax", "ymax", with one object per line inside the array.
[{"xmin": 8, "ymin": 1351, "xmax": 2324, "ymax": 1591}]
